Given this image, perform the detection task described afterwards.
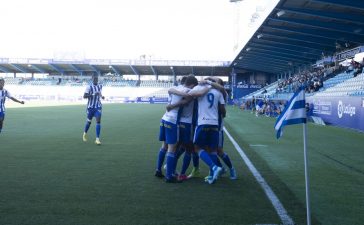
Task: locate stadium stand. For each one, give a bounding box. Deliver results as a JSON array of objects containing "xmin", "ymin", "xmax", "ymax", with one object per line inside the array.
[
  {"xmin": 139, "ymin": 80, "xmax": 174, "ymax": 88},
  {"xmin": 314, "ymin": 72, "xmax": 364, "ymax": 97}
]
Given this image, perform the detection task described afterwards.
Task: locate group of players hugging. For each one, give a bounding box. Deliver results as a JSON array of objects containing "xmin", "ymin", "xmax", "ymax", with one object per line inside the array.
[
  {"xmin": 1, "ymin": 75, "xmax": 237, "ymax": 185},
  {"xmin": 155, "ymin": 75, "xmax": 237, "ymax": 184}
]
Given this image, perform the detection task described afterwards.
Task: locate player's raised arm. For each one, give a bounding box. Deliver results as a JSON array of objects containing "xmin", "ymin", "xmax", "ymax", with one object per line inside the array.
[
  {"xmin": 205, "ymin": 79, "xmax": 225, "ymax": 93},
  {"xmin": 188, "ymin": 84, "xmax": 211, "ymax": 98},
  {"xmin": 9, "ymin": 97, "xmax": 24, "ymax": 104},
  {"xmin": 168, "ymin": 87, "xmax": 190, "ymax": 97},
  {"xmin": 166, "ymin": 95, "xmax": 193, "ymax": 112}
]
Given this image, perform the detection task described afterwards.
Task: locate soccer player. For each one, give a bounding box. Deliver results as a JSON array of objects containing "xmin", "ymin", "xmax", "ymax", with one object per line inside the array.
[
  {"xmin": 155, "ymin": 75, "xmax": 198, "ymax": 183},
  {"xmin": 188, "ymin": 79, "xmax": 226, "ymax": 184},
  {"xmin": 82, "ymin": 75, "xmax": 104, "ymax": 145},
  {"xmin": 166, "ymin": 81, "xmax": 200, "ymax": 181},
  {"xmin": 214, "ymin": 77, "xmax": 237, "ymax": 180},
  {"xmin": 0, "ymin": 78, "xmax": 25, "ymax": 134}
]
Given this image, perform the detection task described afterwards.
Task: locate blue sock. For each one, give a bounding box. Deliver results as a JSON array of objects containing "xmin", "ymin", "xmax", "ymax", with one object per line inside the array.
[
  {"xmin": 210, "ymin": 152, "xmax": 223, "ymax": 167},
  {"xmin": 96, "ymin": 123, "xmax": 101, "ymax": 138},
  {"xmin": 156, "ymin": 148, "xmax": 167, "ymax": 171},
  {"xmin": 175, "ymin": 146, "xmax": 186, "ymax": 160},
  {"xmin": 84, "ymin": 121, "xmax": 91, "ymax": 133},
  {"xmin": 180, "ymin": 152, "xmax": 191, "ymax": 175},
  {"xmin": 220, "ymin": 153, "xmax": 233, "ymax": 169},
  {"xmin": 166, "ymin": 152, "xmax": 176, "ymax": 179},
  {"xmin": 192, "ymin": 152, "xmax": 199, "ymax": 168},
  {"xmin": 198, "ymin": 150, "xmax": 215, "ymax": 169}
]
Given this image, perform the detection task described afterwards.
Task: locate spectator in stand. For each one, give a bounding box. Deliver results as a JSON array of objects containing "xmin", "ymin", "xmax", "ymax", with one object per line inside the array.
[
  {"xmin": 354, "ymin": 58, "xmax": 363, "ymax": 77},
  {"xmin": 255, "ymin": 98, "xmax": 264, "ymax": 117},
  {"xmin": 251, "ymin": 96, "xmax": 256, "ymax": 114}
]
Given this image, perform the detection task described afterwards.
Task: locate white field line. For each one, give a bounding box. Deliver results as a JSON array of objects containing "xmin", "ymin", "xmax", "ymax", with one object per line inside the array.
[
  {"xmin": 249, "ymin": 144, "xmax": 268, "ymax": 147},
  {"xmin": 224, "ymin": 127, "xmax": 295, "ymax": 225}
]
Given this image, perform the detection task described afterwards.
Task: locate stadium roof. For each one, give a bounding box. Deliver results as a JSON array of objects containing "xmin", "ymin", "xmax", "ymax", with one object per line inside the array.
[
  {"xmin": 231, "ymin": 0, "xmax": 364, "ymax": 74},
  {"xmin": 0, "ymin": 58, "xmax": 232, "ymax": 77}
]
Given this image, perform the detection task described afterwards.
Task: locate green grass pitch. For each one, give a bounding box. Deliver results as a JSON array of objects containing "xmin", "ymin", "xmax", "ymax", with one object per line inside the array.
[{"xmin": 0, "ymin": 104, "xmax": 363, "ymax": 225}]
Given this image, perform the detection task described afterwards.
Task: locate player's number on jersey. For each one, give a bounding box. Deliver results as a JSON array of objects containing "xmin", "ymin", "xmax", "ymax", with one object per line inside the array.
[{"xmin": 207, "ymin": 93, "xmax": 214, "ymax": 108}]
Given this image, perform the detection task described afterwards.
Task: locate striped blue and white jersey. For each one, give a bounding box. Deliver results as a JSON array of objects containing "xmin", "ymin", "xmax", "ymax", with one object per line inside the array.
[
  {"xmin": 84, "ymin": 84, "xmax": 103, "ymax": 109},
  {"xmin": 0, "ymin": 89, "xmax": 12, "ymax": 113}
]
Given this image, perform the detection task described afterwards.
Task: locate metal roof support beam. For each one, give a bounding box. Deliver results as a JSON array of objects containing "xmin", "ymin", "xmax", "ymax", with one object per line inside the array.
[
  {"xmin": 150, "ymin": 66, "xmax": 158, "ymax": 80},
  {"xmin": 150, "ymin": 66, "xmax": 157, "ymax": 76},
  {"xmin": 259, "ymin": 32, "xmax": 335, "ymax": 48},
  {"xmin": 263, "ymin": 25, "xmax": 336, "ymax": 42},
  {"xmin": 245, "ymin": 48, "xmax": 317, "ymax": 63},
  {"xmin": 243, "ymin": 51, "xmax": 313, "ymax": 64},
  {"xmin": 129, "ymin": 65, "xmax": 139, "ymax": 76},
  {"xmin": 170, "ymin": 66, "xmax": 176, "ymax": 83},
  {"xmin": 264, "ymin": 25, "xmax": 364, "ymax": 44},
  {"xmin": 250, "ymin": 42, "xmax": 321, "ymax": 57},
  {"xmin": 310, "ymin": 0, "xmax": 364, "ymax": 11},
  {"xmin": 30, "ymin": 64, "xmax": 45, "ymax": 73},
  {"xmin": 255, "ymin": 37, "xmax": 335, "ymax": 52},
  {"xmin": 237, "ymin": 63, "xmax": 289, "ymax": 71},
  {"xmin": 109, "ymin": 65, "xmax": 121, "ymax": 76},
  {"xmin": 235, "ymin": 65, "xmax": 286, "ymax": 73},
  {"xmin": 70, "ymin": 64, "xmax": 83, "ymax": 75},
  {"xmin": 269, "ymin": 17, "xmax": 364, "ymax": 36},
  {"xmin": 48, "ymin": 64, "xmax": 64, "ymax": 74},
  {"xmin": 241, "ymin": 55, "xmax": 300, "ymax": 65},
  {"xmin": 237, "ymin": 59, "xmax": 289, "ymax": 68},
  {"xmin": 0, "ymin": 65, "xmax": 11, "ymax": 73},
  {"xmin": 89, "ymin": 65, "xmax": 101, "ymax": 75},
  {"xmin": 245, "ymin": 48, "xmax": 315, "ymax": 61},
  {"xmin": 9, "ymin": 64, "xmax": 28, "ymax": 73},
  {"xmin": 237, "ymin": 58, "xmax": 293, "ymax": 67},
  {"xmin": 275, "ymin": 7, "xmax": 364, "ymax": 25}
]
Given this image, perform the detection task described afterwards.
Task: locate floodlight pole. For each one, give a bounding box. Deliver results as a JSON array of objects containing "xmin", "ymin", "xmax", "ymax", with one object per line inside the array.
[{"xmin": 303, "ymin": 122, "xmax": 311, "ymax": 225}]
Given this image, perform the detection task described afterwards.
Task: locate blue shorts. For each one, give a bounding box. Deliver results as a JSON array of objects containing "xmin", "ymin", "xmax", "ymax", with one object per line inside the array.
[
  {"xmin": 218, "ymin": 130, "xmax": 224, "ymax": 148},
  {"xmin": 87, "ymin": 108, "xmax": 102, "ymax": 120},
  {"xmin": 0, "ymin": 112, "xmax": 4, "ymax": 119},
  {"xmin": 159, "ymin": 120, "xmax": 178, "ymax": 144},
  {"xmin": 179, "ymin": 122, "xmax": 193, "ymax": 144},
  {"xmin": 193, "ymin": 125, "xmax": 219, "ymax": 149}
]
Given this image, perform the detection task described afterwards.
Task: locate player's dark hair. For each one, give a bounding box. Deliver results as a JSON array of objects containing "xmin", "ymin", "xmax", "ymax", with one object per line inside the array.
[
  {"xmin": 0, "ymin": 78, "xmax": 4, "ymax": 82},
  {"xmin": 184, "ymin": 75, "xmax": 198, "ymax": 86},
  {"xmin": 180, "ymin": 76, "xmax": 187, "ymax": 85},
  {"xmin": 205, "ymin": 77, "xmax": 216, "ymax": 83},
  {"xmin": 216, "ymin": 78, "xmax": 224, "ymax": 86}
]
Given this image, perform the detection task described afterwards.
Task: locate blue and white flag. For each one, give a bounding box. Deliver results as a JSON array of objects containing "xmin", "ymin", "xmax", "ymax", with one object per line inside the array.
[{"xmin": 274, "ymin": 87, "xmax": 306, "ymax": 139}]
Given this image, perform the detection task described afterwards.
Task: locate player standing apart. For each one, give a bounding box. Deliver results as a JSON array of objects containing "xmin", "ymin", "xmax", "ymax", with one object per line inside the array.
[
  {"xmin": 0, "ymin": 78, "xmax": 25, "ymax": 134},
  {"xmin": 82, "ymin": 75, "xmax": 104, "ymax": 145}
]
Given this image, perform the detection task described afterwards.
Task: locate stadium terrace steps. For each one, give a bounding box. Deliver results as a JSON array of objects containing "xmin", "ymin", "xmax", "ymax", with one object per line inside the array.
[
  {"xmin": 313, "ymin": 72, "xmax": 364, "ymax": 97},
  {"xmin": 243, "ymin": 81, "xmax": 279, "ymax": 99},
  {"xmin": 139, "ymin": 80, "xmax": 174, "ymax": 88},
  {"xmin": 3, "ymin": 78, "xmax": 21, "ymax": 85},
  {"xmin": 141, "ymin": 88, "xmax": 169, "ymax": 98}
]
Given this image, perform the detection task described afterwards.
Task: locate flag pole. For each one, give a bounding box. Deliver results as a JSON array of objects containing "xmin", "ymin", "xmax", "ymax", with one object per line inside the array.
[{"xmin": 303, "ymin": 122, "xmax": 311, "ymax": 225}]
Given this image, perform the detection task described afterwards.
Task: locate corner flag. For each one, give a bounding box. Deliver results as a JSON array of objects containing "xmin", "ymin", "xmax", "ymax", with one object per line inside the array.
[
  {"xmin": 274, "ymin": 87, "xmax": 306, "ymax": 139},
  {"xmin": 274, "ymin": 86, "xmax": 312, "ymax": 225}
]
